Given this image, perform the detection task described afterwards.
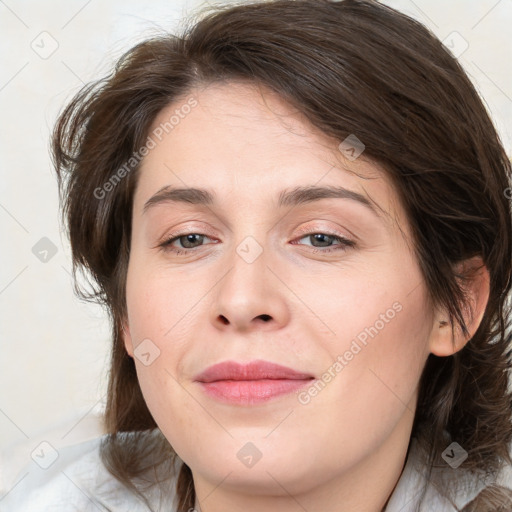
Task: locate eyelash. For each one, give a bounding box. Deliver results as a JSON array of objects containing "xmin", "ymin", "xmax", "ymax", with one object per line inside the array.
[{"xmin": 158, "ymin": 229, "xmax": 355, "ymax": 256}]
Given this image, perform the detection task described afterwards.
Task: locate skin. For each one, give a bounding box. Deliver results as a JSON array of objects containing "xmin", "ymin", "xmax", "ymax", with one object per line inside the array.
[{"xmin": 121, "ymin": 80, "xmax": 489, "ymax": 512}]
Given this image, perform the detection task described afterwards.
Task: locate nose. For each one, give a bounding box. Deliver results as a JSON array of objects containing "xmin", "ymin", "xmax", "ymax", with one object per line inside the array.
[{"xmin": 210, "ymin": 237, "xmax": 291, "ymax": 333}]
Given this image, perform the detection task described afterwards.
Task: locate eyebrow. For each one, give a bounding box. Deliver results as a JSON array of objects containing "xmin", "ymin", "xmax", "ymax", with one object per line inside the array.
[{"xmin": 142, "ymin": 184, "xmax": 380, "ymax": 217}]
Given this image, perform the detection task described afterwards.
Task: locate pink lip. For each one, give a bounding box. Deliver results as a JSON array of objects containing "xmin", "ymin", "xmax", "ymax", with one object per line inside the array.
[{"xmin": 194, "ymin": 360, "xmax": 314, "ymax": 405}]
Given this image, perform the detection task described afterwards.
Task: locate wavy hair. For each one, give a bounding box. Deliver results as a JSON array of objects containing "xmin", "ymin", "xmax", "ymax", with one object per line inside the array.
[{"xmin": 51, "ymin": 0, "xmax": 512, "ymax": 510}]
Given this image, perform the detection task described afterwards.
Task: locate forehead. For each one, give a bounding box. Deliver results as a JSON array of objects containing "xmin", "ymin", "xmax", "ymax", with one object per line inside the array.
[{"xmin": 134, "ymin": 80, "xmax": 403, "ymax": 230}]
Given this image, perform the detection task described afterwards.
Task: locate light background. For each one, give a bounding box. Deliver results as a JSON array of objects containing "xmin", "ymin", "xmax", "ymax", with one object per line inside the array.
[{"xmin": 1, "ymin": 0, "xmax": 511, "ymax": 492}]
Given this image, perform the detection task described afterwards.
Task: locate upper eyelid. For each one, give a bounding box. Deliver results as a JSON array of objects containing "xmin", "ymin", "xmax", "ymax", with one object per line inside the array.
[{"xmin": 162, "ymin": 219, "xmax": 354, "ymax": 237}]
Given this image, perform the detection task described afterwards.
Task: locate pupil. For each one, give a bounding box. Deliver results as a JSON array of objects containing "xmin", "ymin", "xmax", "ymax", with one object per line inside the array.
[
  {"xmin": 313, "ymin": 234, "xmax": 331, "ymax": 247},
  {"xmin": 183, "ymin": 234, "xmax": 201, "ymax": 248}
]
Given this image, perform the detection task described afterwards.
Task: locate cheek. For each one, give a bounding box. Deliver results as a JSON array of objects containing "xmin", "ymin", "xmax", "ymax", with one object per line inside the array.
[
  {"xmin": 296, "ymin": 264, "xmax": 431, "ymax": 370},
  {"xmin": 301, "ymin": 252, "xmax": 432, "ymax": 424},
  {"xmin": 133, "ymin": 361, "xmax": 204, "ymax": 465},
  {"xmin": 362, "ymin": 299, "xmax": 431, "ymax": 407},
  {"xmin": 323, "ymin": 283, "xmax": 431, "ymax": 426},
  {"xmin": 124, "ymin": 266, "xmax": 206, "ymax": 447},
  {"xmin": 290, "ymin": 297, "xmax": 431, "ymax": 474},
  {"xmin": 124, "ymin": 260, "xmax": 200, "ymax": 347}
]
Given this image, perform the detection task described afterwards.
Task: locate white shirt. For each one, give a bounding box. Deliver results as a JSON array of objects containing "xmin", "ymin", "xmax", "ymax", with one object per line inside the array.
[{"xmin": 1, "ymin": 432, "xmax": 511, "ymax": 511}]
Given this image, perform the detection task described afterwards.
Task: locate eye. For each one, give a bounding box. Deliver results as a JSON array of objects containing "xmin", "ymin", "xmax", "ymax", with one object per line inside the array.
[
  {"xmin": 157, "ymin": 230, "xmax": 355, "ymax": 256},
  {"xmin": 159, "ymin": 232, "xmax": 217, "ymax": 254},
  {"xmin": 292, "ymin": 232, "xmax": 355, "ymax": 253}
]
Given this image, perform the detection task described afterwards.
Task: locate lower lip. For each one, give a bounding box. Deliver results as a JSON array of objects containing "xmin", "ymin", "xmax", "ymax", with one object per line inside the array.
[{"xmin": 198, "ymin": 379, "xmax": 312, "ymax": 405}]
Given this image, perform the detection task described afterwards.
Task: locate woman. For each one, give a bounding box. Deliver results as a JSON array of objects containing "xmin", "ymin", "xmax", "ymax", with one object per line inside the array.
[{"xmin": 4, "ymin": 0, "xmax": 512, "ymax": 510}]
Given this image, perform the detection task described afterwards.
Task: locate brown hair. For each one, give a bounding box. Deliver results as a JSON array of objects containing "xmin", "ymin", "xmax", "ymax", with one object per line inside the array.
[{"xmin": 51, "ymin": 0, "xmax": 512, "ymax": 510}]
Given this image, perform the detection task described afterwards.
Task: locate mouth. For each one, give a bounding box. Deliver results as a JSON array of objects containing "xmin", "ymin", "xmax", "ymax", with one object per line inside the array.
[{"xmin": 194, "ymin": 360, "xmax": 315, "ymax": 405}]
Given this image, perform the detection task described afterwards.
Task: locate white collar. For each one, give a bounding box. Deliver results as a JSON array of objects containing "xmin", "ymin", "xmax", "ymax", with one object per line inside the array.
[{"xmin": 384, "ymin": 435, "xmax": 503, "ymax": 511}]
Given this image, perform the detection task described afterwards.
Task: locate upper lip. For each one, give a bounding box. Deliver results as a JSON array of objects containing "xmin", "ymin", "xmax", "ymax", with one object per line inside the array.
[{"xmin": 194, "ymin": 360, "xmax": 314, "ymax": 383}]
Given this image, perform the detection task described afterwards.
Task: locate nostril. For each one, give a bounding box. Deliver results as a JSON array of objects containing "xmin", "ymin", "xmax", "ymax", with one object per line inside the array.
[
  {"xmin": 219, "ymin": 315, "xmax": 229, "ymax": 325},
  {"xmin": 259, "ymin": 314, "xmax": 272, "ymax": 322}
]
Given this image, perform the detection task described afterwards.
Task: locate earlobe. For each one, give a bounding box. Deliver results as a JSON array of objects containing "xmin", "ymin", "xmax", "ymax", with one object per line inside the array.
[
  {"xmin": 429, "ymin": 256, "xmax": 490, "ymax": 357},
  {"xmin": 121, "ymin": 320, "xmax": 134, "ymax": 358}
]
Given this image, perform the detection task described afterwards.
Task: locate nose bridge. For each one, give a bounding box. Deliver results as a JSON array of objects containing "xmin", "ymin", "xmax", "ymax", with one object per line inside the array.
[
  {"xmin": 223, "ymin": 207, "xmax": 270, "ymax": 288},
  {"xmin": 211, "ymin": 232, "xmax": 289, "ymax": 331},
  {"xmin": 223, "ymin": 234, "xmax": 268, "ymax": 306}
]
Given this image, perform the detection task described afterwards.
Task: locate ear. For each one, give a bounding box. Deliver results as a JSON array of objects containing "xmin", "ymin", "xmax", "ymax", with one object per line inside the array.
[
  {"xmin": 121, "ymin": 319, "xmax": 134, "ymax": 358},
  {"xmin": 429, "ymin": 256, "xmax": 490, "ymax": 357}
]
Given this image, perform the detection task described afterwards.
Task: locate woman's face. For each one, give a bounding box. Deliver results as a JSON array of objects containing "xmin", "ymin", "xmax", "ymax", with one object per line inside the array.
[{"xmin": 122, "ymin": 81, "xmax": 437, "ymax": 500}]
